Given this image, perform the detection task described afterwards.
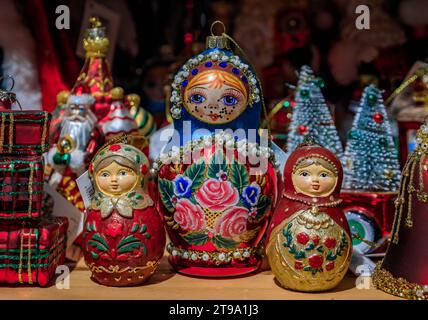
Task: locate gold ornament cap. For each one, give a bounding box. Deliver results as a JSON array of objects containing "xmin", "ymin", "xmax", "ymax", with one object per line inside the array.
[
  {"xmin": 83, "ymin": 17, "xmax": 109, "ymax": 58},
  {"xmin": 206, "ymin": 21, "xmax": 230, "ymax": 50}
]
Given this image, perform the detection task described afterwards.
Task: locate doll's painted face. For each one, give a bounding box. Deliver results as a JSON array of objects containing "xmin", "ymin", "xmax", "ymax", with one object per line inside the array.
[
  {"xmin": 184, "ymin": 70, "xmax": 248, "ymax": 124},
  {"xmin": 95, "ymin": 161, "xmax": 138, "ymax": 197},
  {"xmin": 291, "ymin": 158, "xmax": 338, "ymax": 197}
]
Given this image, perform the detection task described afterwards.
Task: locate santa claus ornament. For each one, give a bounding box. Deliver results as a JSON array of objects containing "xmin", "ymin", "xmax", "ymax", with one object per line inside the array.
[
  {"xmin": 82, "ymin": 140, "xmax": 165, "ymax": 286},
  {"xmin": 266, "ymin": 141, "xmax": 352, "ymax": 292},
  {"xmin": 153, "ymin": 21, "xmax": 279, "ymax": 277},
  {"xmin": 372, "ymin": 121, "xmax": 428, "ymax": 300}
]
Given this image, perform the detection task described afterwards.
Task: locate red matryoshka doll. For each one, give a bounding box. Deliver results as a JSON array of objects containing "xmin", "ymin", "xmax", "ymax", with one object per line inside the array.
[
  {"xmin": 266, "ymin": 142, "xmax": 352, "ymax": 291},
  {"xmin": 82, "ymin": 142, "xmax": 165, "ymax": 286},
  {"xmin": 153, "ymin": 22, "xmax": 279, "ymax": 277}
]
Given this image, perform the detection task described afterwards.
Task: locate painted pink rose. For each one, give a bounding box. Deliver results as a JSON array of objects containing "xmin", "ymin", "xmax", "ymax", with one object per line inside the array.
[
  {"xmin": 195, "ymin": 178, "xmax": 239, "ymax": 212},
  {"xmin": 214, "ymin": 206, "xmax": 249, "ymax": 240},
  {"xmin": 174, "ymin": 199, "xmax": 206, "ymax": 231}
]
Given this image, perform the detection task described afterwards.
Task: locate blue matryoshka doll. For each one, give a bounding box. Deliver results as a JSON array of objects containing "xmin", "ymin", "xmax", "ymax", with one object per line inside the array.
[{"xmin": 154, "ymin": 22, "xmax": 279, "ymax": 277}]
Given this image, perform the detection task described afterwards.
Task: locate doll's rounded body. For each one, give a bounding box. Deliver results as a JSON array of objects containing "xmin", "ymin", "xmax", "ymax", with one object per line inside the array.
[
  {"xmin": 82, "ymin": 143, "xmax": 165, "ymax": 286},
  {"xmin": 266, "ymin": 144, "xmax": 352, "ymax": 292}
]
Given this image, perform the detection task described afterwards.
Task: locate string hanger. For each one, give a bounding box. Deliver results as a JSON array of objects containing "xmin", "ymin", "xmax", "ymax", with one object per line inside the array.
[{"xmin": 0, "ymin": 75, "xmax": 22, "ymax": 110}]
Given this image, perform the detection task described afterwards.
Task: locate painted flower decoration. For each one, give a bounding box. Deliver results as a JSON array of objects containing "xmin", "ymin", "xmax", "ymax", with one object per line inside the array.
[
  {"xmin": 242, "ymin": 182, "xmax": 261, "ymax": 207},
  {"xmin": 104, "ymin": 219, "xmax": 123, "ymax": 238},
  {"xmin": 109, "ymin": 144, "xmax": 121, "ymax": 152},
  {"xmin": 308, "ymin": 254, "xmax": 324, "ymax": 269},
  {"xmin": 324, "ymin": 237, "xmax": 337, "ymax": 249},
  {"xmin": 216, "ymin": 170, "xmax": 228, "ymax": 181},
  {"xmin": 174, "ymin": 199, "xmax": 206, "ymax": 231},
  {"xmin": 296, "ymin": 232, "xmax": 310, "ymax": 245},
  {"xmin": 214, "ymin": 206, "xmax": 249, "ymax": 240},
  {"xmin": 195, "ymin": 178, "xmax": 239, "ymax": 212},
  {"xmin": 173, "ymin": 175, "xmax": 193, "ymax": 198}
]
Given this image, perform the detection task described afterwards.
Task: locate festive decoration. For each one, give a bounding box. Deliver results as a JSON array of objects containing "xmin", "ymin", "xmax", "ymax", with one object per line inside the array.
[
  {"xmin": 342, "ymin": 85, "xmax": 400, "ymax": 252},
  {"xmin": 343, "ymin": 85, "xmax": 401, "ymax": 192},
  {"xmin": 46, "ymin": 91, "xmax": 104, "ymax": 211},
  {"xmin": 266, "ymin": 142, "xmax": 352, "ymax": 292},
  {"xmin": 156, "ymin": 22, "xmax": 279, "ymax": 277},
  {"xmin": 0, "ymin": 217, "xmax": 68, "ymax": 286},
  {"xmin": 50, "ymin": 17, "xmax": 155, "ymax": 141},
  {"xmin": 82, "ymin": 142, "xmax": 165, "ymax": 286},
  {"xmin": 0, "ymin": 110, "xmax": 50, "ymax": 155},
  {"xmin": 0, "ymin": 85, "xmax": 68, "ymax": 286},
  {"xmin": 372, "ymin": 121, "xmax": 428, "ymax": 300},
  {"xmin": 389, "ymin": 62, "xmax": 428, "ymax": 164},
  {"xmin": 286, "ymin": 65, "xmax": 343, "ymax": 158},
  {"xmin": 262, "ymin": 96, "xmax": 295, "ymax": 148}
]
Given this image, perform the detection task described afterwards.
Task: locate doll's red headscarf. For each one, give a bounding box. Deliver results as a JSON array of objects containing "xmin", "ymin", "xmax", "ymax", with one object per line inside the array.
[{"xmin": 283, "ymin": 142, "xmax": 343, "ymax": 207}]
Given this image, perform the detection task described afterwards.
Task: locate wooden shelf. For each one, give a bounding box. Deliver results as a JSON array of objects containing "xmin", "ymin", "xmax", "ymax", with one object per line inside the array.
[{"xmin": 0, "ymin": 255, "xmax": 401, "ymax": 300}]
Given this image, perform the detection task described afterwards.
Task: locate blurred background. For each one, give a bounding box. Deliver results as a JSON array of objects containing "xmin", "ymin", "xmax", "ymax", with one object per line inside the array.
[{"xmin": 1, "ymin": 0, "xmax": 428, "ymax": 142}]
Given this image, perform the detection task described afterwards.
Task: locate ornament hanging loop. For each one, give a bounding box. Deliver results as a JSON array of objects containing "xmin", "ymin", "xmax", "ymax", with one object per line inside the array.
[
  {"xmin": 210, "ymin": 20, "xmax": 226, "ymax": 36},
  {"xmin": 0, "ymin": 75, "xmax": 22, "ymax": 110},
  {"xmin": 206, "ymin": 21, "xmax": 230, "ymax": 50}
]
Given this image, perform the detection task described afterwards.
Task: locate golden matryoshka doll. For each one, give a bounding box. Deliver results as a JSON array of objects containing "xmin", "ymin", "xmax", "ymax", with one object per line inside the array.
[
  {"xmin": 266, "ymin": 142, "xmax": 352, "ymax": 291},
  {"xmin": 82, "ymin": 141, "xmax": 165, "ymax": 286},
  {"xmin": 153, "ymin": 22, "xmax": 279, "ymax": 277}
]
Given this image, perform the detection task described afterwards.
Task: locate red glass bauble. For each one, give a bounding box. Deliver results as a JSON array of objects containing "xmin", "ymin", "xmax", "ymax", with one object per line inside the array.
[
  {"xmin": 298, "ymin": 125, "xmax": 308, "ymax": 135},
  {"xmin": 373, "ymin": 113, "xmax": 383, "ymax": 124}
]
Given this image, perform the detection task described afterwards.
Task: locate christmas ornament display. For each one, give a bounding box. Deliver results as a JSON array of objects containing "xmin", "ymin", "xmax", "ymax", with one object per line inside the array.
[
  {"xmin": 82, "ymin": 141, "xmax": 165, "ymax": 286},
  {"xmin": 46, "ymin": 91, "xmax": 104, "ymax": 211},
  {"xmin": 71, "ymin": 17, "xmax": 155, "ymax": 139},
  {"xmin": 389, "ymin": 62, "xmax": 428, "ymax": 164},
  {"xmin": 155, "ymin": 22, "xmax": 279, "ymax": 277},
  {"xmin": 0, "ymin": 217, "xmax": 68, "ymax": 286},
  {"xmin": 342, "ymin": 85, "xmax": 400, "ymax": 252},
  {"xmin": 266, "ymin": 142, "xmax": 352, "ymax": 292},
  {"xmin": 0, "ymin": 98, "xmax": 51, "ymax": 219},
  {"xmin": 286, "ymin": 65, "xmax": 343, "ymax": 158},
  {"xmin": 0, "ymin": 84, "xmax": 67, "ymax": 286},
  {"xmin": 372, "ymin": 121, "xmax": 428, "ymax": 300},
  {"xmin": 343, "ymin": 85, "xmax": 401, "ymax": 192}
]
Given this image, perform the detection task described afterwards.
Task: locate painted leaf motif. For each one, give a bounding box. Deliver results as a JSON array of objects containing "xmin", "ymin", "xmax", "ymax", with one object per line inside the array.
[
  {"xmin": 139, "ymin": 224, "xmax": 147, "ymax": 234},
  {"xmin": 91, "ymin": 234, "xmax": 108, "ymax": 248},
  {"xmin": 159, "ymin": 179, "xmax": 175, "ymax": 211},
  {"xmin": 184, "ymin": 160, "xmax": 205, "ymax": 191},
  {"xmin": 212, "ymin": 235, "xmax": 239, "ymax": 250},
  {"xmin": 117, "ymin": 235, "xmax": 140, "ymax": 248},
  {"xmin": 91, "ymin": 251, "xmax": 99, "ymax": 259},
  {"xmin": 207, "ymin": 151, "xmax": 228, "ymax": 179},
  {"xmin": 256, "ymin": 195, "xmax": 271, "ymax": 218},
  {"xmin": 131, "ymin": 223, "xmax": 139, "ymax": 233},
  {"xmin": 118, "ymin": 242, "xmax": 146, "ymax": 254},
  {"xmin": 182, "ymin": 231, "xmax": 209, "ymax": 246},
  {"xmin": 117, "ymin": 235, "xmax": 146, "ymax": 254},
  {"xmin": 230, "ymin": 160, "xmax": 249, "ymax": 193}
]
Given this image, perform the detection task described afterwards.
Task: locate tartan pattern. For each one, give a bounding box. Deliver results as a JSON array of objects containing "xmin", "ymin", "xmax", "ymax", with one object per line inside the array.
[
  {"xmin": 0, "ymin": 111, "xmax": 50, "ymax": 155},
  {"xmin": 0, "ymin": 217, "xmax": 68, "ymax": 286},
  {"xmin": 0, "ymin": 157, "xmax": 44, "ymax": 220}
]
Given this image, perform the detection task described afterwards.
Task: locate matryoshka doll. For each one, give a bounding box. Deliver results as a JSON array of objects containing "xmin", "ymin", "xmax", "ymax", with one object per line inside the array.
[
  {"xmin": 266, "ymin": 142, "xmax": 352, "ymax": 291},
  {"xmin": 153, "ymin": 22, "xmax": 279, "ymax": 277},
  {"xmin": 82, "ymin": 141, "xmax": 165, "ymax": 286}
]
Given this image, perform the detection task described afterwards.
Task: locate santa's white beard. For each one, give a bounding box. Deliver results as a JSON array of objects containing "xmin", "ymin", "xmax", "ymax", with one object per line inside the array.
[{"xmin": 60, "ymin": 116, "xmax": 94, "ymax": 151}]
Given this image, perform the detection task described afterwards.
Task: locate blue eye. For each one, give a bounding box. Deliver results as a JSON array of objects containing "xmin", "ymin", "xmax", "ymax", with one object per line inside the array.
[
  {"xmin": 190, "ymin": 94, "xmax": 206, "ymax": 104},
  {"xmin": 223, "ymin": 95, "xmax": 238, "ymax": 106},
  {"xmin": 119, "ymin": 171, "xmax": 127, "ymax": 176}
]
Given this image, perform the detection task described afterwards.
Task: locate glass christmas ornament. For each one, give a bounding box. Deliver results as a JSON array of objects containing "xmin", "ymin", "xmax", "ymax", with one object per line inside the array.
[
  {"xmin": 154, "ymin": 21, "xmax": 279, "ymax": 277},
  {"xmin": 266, "ymin": 142, "xmax": 352, "ymax": 292},
  {"xmin": 82, "ymin": 141, "xmax": 165, "ymax": 286}
]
